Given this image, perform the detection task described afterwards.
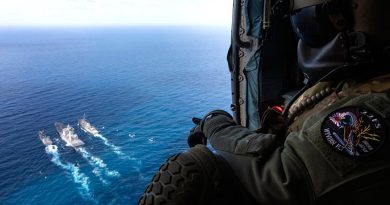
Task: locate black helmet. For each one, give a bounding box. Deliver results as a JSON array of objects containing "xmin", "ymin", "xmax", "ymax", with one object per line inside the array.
[{"xmin": 290, "ymin": 0, "xmax": 390, "ymax": 83}]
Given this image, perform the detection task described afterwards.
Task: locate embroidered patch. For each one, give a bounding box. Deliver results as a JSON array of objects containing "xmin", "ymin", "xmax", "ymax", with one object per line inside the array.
[{"xmin": 321, "ymin": 106, "xmax": 387, "ymax": 158}]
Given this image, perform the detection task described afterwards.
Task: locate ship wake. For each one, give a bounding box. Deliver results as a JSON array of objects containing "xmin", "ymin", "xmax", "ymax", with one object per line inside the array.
[
  {"xmin": 76, "ymin": 147, "xmax": 120, "ymax": 179},
  {"xmin": 45, "ymin": 148, "xmax": 95, "ymax": 202},
  {"xmin": 79, "ymin": 117, "xmax": 133, "ymax": 160},
  {"xmin": 93, "ymin": 134, "xmax": 134, "ymax": 160}
]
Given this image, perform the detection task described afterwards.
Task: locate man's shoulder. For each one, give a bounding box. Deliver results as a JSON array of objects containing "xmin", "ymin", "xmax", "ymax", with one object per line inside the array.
[{"xmin": 285, "ymin": 90, "xmax": 390, "ymax": 196}]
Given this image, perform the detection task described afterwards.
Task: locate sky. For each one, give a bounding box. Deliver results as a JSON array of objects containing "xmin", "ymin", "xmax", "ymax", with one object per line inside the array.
[{"xmin": 0, "ymin": 0, "xmax": 233, "ymax": 26}]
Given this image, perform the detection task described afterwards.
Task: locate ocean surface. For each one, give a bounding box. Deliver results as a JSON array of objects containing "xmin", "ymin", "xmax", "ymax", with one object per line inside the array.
[{"xmin": 0, "ymin": 26, "xmax": 232, "ymax": 205}]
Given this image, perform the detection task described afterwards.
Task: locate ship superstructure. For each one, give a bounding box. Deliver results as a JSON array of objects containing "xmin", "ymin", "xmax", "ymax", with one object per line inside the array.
[
  {"xmin": 78, "ymin": 117, "xmax": 99, "ymax": 136},
  {"xmin": 39, "ymin": 130, "xmax": 53, "ymax": 146},
  {"xmin": 38, "ymin": 130, "xmax": 58, "ymax": 153},
  {"xmin": 55, "ymin": 122, "xmax": 85, "ymax": 147}
]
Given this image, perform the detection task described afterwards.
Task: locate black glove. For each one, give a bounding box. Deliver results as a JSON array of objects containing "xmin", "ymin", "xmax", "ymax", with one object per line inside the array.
[
  {"xmin": 200, "ymin": 109, "xmax": 233, "ymax": 127},
  {"xmin": 258, "ymin": 106, "xmax": 287, "ymax": 143},
  {"xmin": 187, "ymin": 117, "xmax": 207, "ymax": 148},
  {"xmin": 196, "ymin": 110, "xmax": 280, "ymax": 157}
]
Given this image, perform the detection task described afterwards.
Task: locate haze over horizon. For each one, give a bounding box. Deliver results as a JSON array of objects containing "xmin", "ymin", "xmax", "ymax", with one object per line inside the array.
[{"xmin": 0, "ymin": 0, "xmax": 232, "ymax": 27}]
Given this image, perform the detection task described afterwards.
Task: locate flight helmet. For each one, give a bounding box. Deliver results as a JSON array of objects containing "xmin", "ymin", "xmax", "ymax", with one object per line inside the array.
[{"xmin": 289, "ymin": 0, "xmax": 390, "ymax": 82}]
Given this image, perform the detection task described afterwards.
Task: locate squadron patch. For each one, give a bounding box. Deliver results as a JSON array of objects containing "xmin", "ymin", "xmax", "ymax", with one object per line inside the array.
[{"xmin": 321, "ymin": 106, "xmax": 386, "ymax": 158}]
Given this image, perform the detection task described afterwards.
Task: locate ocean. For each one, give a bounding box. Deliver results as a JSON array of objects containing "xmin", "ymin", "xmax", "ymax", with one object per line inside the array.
[{"xmin": 0, "ymin": 26, "xmax": 232, "ymax": 205}]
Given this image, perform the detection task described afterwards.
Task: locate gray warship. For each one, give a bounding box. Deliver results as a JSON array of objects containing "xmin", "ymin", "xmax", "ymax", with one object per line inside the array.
[
  {"xmin": 78, "ymin": 117, "xmax": 99, "ymax": 136},
  {"xmin": 55, "ymin": 122, "xmax": 85, "ymax": 147},
  {"xmin": 38, "ymin": 130, "xmax": 58, "ymax": 153},
  {"xmin": 39, "ymin": 130, "xmax": 53, "ymax": 146}
]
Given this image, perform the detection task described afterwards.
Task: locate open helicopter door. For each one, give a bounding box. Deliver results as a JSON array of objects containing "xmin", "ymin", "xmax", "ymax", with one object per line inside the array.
[{"xmin": 229, "ymin": 0, "xmax": 303, "ymax": 130}]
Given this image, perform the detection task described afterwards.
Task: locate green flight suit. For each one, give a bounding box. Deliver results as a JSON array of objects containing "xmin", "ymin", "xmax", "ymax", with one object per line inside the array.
[{"xmin": 201, "ymin": 74, "xmax": 390, "ymax": 204}]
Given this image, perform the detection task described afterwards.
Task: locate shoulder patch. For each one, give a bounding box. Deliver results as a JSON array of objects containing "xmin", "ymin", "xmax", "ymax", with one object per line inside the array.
[{"xmin": 321, "ymin": 106, "xmax": 387, "ymax": 158}]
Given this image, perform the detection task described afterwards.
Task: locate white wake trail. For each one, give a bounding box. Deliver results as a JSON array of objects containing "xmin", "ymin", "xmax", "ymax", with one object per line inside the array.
[
  {"xmin": 76, "ymin": 147, "xmax": 121, "ymax": 178},
  {"xmin": 78, "ymin": 117, "xmax": 133, "ymax": 160},
  {"xmin": 45, "ymin": 148, "xmax": 94, "ymax": 202},
  {"xmin": 93, "ymin": 134, "xmax": 134, "ymax": 160},
  {"xmin": 91, "ymin": 167, "xmax": 110, "ymax": 186}
]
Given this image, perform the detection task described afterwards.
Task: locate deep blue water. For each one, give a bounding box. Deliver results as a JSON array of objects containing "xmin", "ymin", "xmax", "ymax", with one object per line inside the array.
[{"xmin": 0, "ymin": 26, "xmax": 231, "ymax": 205}]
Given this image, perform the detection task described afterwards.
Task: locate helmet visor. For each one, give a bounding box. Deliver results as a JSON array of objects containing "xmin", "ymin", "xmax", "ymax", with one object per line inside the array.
[{"xmin": 290, "ymin": 5, "xmax": 338, "ymax": 47}]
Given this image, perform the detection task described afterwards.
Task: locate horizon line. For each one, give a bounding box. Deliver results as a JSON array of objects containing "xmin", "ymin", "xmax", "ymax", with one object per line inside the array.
[{"xmin": 0, "ymin": 23, "xmax": 231, "ymax": 28}]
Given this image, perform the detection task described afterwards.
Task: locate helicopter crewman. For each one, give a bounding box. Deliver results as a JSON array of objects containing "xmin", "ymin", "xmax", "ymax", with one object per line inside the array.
[{"xmin": 139, "ymin": 0, "xmax": 390, "ymax": 204}]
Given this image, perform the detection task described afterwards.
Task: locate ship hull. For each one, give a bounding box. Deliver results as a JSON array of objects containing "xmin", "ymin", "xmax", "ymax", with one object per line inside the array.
[
  {"xmin": 39, "ymin": 130, "xmax": 53, "ymax": 146},
  {"xmin": 78, "ymin": 119, "xmax": 99, "ymax": 136},
  {"xmin": 55, "ymin": 122, "xmax": 85, "ymax": 147}
]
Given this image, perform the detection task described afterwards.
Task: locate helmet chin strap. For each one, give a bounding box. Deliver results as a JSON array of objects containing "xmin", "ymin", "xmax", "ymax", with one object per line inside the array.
[
  {"xmin": 283, "ymin": 31, "xmax": 387, "ymax": 119},
  {"xmin": 297, "ymin": 32, "xmax": 350, "ymax": 84},
  {"xmin": 298, "ymin": 31, "xmax": 390, "ymax": 84}
]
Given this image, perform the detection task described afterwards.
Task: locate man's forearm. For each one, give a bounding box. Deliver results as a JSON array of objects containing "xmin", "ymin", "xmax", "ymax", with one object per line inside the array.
[{"xmin": 202, "ymin": 113, "xmax": 279, "ymax": 157}]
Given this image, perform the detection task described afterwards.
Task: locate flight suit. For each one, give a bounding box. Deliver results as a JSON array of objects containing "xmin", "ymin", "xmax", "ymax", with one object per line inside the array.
[{"xmin": 200, "ymin": 73, "xmax": 390, "ymax": 204}]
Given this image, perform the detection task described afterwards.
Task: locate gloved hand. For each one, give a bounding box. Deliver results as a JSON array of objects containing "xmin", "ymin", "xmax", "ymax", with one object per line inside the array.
[
  {"xmin": 258, "ymin": 106, "xmax": 287, "ymax": 143},
  {"xmin": 200, "ymin": 109, "xmax": 233, "ymax": 127},
  {"xmin": 187, "ymin": 117, "xmax": 207, "ymax": 148},
  {"xmin": 196, "ymin": 109, "xmax": 280, "ymax": 157}
]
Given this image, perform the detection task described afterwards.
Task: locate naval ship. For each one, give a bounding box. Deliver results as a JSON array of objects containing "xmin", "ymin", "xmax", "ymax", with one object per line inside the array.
[
  {"xmin": 39, "ymin": 130, "xmax": 53, "ymax": 146},
  {"xmin": 55, "ymin": 122, "xmax": 85, "ymax": 147},
  {"xmin": 39, "ymin": 130, "xmax": 58, "ymax": 153},
  {"xmin": 78, "ymin": 117, "xmax": 99, "ymax": 136}
]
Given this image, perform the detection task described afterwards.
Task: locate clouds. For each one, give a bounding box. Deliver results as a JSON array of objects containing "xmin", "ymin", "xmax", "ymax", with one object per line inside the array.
[{"xmin": 0, "ymin": 0, "xmax": 232, "ymax": 26}]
